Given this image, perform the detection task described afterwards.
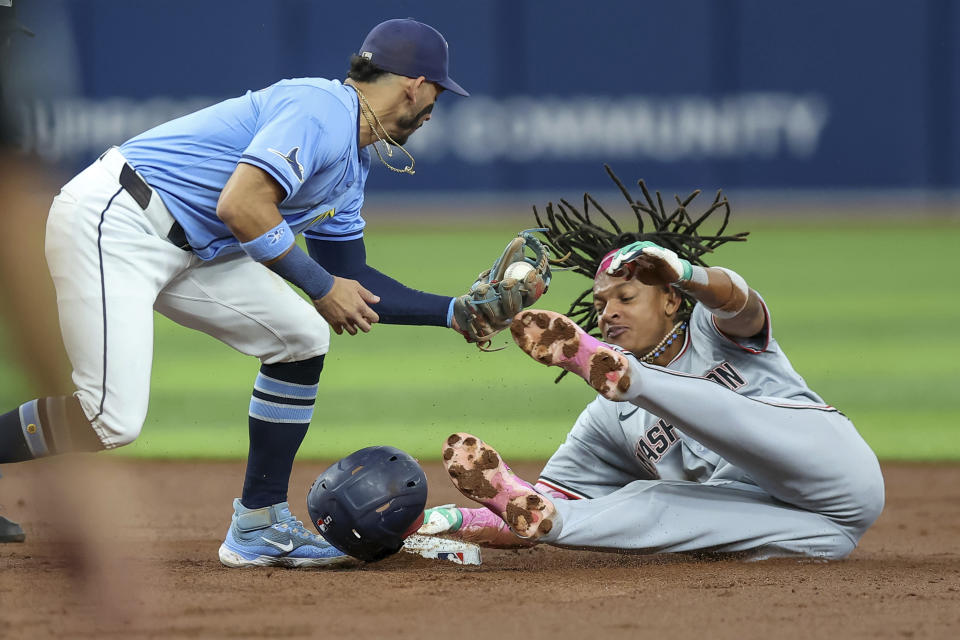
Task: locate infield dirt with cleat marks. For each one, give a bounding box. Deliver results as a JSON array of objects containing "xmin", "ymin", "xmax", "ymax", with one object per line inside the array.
[{"xmin": 0, "ymin": 459, "xmax": 957, "ymax": 639}]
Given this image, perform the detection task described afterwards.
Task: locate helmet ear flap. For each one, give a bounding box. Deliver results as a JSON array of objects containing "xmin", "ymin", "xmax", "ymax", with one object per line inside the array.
[{"xmin": 306, "ymin": 446, "xmax": 428, "ymax": 563}]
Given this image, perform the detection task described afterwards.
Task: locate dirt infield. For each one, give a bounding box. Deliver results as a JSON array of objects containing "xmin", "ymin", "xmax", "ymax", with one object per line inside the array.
[{"xmin": 1, "ymin": 459, "xmax": 958, "ymax": 639}]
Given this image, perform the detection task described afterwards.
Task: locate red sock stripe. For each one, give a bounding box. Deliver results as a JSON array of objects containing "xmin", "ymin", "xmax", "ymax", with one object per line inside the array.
[{"xmin": 535, "ymin": 479, "xmax": 583, "ymax": 500}]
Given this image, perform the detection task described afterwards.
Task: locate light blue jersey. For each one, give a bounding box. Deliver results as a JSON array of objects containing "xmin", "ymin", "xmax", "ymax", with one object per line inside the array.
[{"xmin": 120, "ymin": 78, "xmax": 370, "ymax": 260}]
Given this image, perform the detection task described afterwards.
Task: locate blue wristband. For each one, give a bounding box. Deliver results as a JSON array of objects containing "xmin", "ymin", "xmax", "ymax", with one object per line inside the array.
[
  {"xmin": 240, "ymin": 220, "xmax": 296, "ymax": 262},
  {"xmin": 268, "ymin": 245, "xmax": 336, "ymax": 300},
  {"xmin": 446, "ymin": 298, "xmax": 455, "ymax": 328}
]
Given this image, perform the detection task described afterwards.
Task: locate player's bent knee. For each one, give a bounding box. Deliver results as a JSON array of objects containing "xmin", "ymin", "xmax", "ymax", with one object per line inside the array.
[
  {"xmin": 102, "ymin": 428, "xmax": 141, "ymax": 449},
  {"xmin": 262, "ymin": 314, "xmax": 330, "ymax": 364},
  {"xmin": 76, "ymin": 394, "xmax": 146, "ymax": 450},
  {"xmin": 842, "ymin": 463, "xmax": 886, "ymax": 532},
  {"xmin": 850, "ymin": 479, "xmax": 885, "ymax": 533},
  {"xmin": 91, "ymin": 413, "xmax": 144, "ymax": 449}
]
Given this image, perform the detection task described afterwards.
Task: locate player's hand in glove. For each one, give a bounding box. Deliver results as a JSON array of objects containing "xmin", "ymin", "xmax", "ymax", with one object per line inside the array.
[
  {"xmin": 313, "ymin": 276, "xmax": 380, "ymax": 335},
  {"xmin": 606, "ymin": 240, "xmax": 695, "ymax": 287},
  {"xmin": 453, "ymin": 229, "xmax": 553, "ymax": 350}
]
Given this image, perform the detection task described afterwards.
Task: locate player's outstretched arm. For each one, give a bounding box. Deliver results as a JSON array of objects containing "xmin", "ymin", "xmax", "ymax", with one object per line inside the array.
[
  {"xmin": 677, "ymin": 267, "xmax": 765, "ymax": 338},
  {"xmin": 305, "ymin": 235, "xmax": 453, "ymax": 328},
  {"xmin": 307, "ymin": 230, "xmax": 550, "ymax": 348}
]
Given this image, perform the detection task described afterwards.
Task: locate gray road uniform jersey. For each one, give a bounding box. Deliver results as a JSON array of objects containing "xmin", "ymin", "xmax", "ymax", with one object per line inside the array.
[{"xmin": 536, "ymin": 300, "xmax": 884, "ymax": 560}]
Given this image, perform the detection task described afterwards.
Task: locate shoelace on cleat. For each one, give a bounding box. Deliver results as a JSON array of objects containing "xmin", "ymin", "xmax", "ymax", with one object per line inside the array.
[{"xmin": 277, "ymin": 517, "xmax": 325, "ymax": 543}]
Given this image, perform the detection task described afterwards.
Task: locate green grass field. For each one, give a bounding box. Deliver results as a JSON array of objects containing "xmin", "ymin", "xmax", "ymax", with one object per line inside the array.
[{"xmin": 1, "ymin": 218, "xmax": 957, "ymax": 461}]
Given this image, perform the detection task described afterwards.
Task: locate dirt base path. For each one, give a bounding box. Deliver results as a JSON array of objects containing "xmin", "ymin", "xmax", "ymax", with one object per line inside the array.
[{"xmin": 1, "ymin": 460, "xmax": 958, "ymax": 639}]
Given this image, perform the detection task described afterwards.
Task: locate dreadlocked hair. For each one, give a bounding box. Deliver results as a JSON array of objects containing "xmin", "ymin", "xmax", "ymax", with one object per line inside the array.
[{"xmin": 533, "ymin": 165, "xmax": 749, "ymax": 381}]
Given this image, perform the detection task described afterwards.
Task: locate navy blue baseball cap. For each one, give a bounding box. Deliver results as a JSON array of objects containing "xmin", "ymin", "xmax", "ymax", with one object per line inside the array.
[{"xmin": 359, "ymin": 18, "xmax": 469, "ymax": 97}]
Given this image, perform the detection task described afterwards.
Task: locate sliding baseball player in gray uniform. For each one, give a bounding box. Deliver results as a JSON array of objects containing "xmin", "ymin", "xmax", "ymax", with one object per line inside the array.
[{"xmin": 422, "ymin": 174, "xmax": 884, "ymax": 560}]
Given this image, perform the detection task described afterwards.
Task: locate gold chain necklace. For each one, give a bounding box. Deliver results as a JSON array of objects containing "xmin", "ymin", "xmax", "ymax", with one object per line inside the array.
[
  {"xmin": 353, "ymin": 86, "xmax": 416, "ymax": 175},
  {"xmin": 639, "ymin": 321, "xmax": 687, "ymax": 363}
]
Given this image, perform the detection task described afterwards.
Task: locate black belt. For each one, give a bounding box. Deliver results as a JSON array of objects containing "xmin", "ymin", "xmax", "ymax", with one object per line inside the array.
[{"xmin": 118, "ymin": 162, "xmax": 191, "ymax": 251}]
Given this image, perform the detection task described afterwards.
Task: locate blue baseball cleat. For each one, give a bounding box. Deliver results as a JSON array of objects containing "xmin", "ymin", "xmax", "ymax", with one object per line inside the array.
[
  {"xmin": 0, "ymin": 468, "xmax": 25, "ymax": 543},
  {"xmin": 218, "ymin": 498, "xmax": 357, "ymax": 568},
  {"xmin": 0, "ymin": 515, "xmax": 25, "ymax": 543}
]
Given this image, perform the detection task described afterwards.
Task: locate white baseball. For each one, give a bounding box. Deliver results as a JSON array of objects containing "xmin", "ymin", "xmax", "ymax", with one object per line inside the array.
[{"xmin": 503, "ymin": 261, "xmax": 535, "ymax": 281}]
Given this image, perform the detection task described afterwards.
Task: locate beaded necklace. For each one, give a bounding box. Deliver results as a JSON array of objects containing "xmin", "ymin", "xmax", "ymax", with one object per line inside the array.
[
  {"xmin": 353, "ymin": 86, "xmax": 416, "ymax": 175},
  {"xmin": 639, "ymin": 321, "xmax": 687, "ymax": 363}
]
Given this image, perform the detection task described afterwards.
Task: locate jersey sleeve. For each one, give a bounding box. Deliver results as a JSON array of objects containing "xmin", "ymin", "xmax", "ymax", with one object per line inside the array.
[
  {"xmin": 240, "ymin": 85, "xmax": 350, "ymax": 201},
  {"xmin": 690, "ymin": 297, "xmax": 772, "ymax": 354}
]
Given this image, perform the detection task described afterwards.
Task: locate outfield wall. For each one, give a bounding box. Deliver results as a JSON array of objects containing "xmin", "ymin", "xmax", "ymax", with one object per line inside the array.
[{"xmin": 3, "ymin": 0, "xmax": 958, "ymax": 202}]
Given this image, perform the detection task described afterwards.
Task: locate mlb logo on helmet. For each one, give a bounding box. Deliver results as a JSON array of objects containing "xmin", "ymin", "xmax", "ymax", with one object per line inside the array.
[{"xmin": 315, "ymin": 514, "xmax": 333, "ymax": 532}]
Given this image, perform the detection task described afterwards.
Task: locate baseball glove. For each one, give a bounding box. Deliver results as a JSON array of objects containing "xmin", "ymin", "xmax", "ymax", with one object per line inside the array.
[{"xmin": 453, "ymin": 229, "xmax": 552, "ymax": 350}]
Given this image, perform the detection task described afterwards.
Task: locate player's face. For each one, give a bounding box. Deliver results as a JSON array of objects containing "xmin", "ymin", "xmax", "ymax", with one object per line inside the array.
[
  {"xmin": 593, "ymin": 273, "xmax": 680, "ymax": 355},
  {"xmin": 392, "ymin": 82, "xmax": 442, "ymax": 145}
]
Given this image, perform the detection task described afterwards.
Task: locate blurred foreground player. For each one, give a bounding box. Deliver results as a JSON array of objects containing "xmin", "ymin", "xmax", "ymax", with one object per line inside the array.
[{"xmin": 0, "ymin": 0, "xmax": 49, "ymax": 544}]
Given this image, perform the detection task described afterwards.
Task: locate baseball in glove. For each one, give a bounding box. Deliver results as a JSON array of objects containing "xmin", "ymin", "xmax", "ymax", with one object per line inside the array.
[{"xmin": 453, "ymin": 229, "xmax": 553, "ymax": 350}]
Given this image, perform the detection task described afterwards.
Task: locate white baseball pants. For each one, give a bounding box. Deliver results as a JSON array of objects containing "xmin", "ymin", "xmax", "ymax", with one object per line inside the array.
[{"xmin": 44, "ymin": 149, "xmax": 329, "ymax": 448}]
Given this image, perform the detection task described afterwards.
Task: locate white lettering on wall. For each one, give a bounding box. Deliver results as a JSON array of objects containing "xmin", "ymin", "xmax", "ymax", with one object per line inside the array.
[{"xmin": 13, "ymin": 93, "xmax": 829, "ymax": 164}]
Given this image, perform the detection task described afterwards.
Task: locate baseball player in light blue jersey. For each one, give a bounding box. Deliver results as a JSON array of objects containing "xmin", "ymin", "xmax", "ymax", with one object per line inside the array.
[
  {"xmin": 421, "ymin": 175, "xmax": 885, "ymax": 560},
  {"xmin": 0, "ymin": 19, "xmax": 473, "ymax": 567}
]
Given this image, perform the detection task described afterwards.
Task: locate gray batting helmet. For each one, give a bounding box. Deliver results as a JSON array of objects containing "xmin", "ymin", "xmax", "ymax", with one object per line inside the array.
[{"xmin": 306, "ymin": 446, "xmax": 428, "ymax": 562}]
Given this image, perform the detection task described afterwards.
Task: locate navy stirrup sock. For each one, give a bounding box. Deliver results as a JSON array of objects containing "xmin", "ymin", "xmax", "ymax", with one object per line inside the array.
[
  {"xmin": 0, "ymin": 397, "xmax": 102, "ymax": 462},
  {"xmin": 0, "ymin": 401, "xmax": 42, "ymax": 463},
  {"xmin": 241, "ymin": 355, "xmax": 324, "ymax": 510}
]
